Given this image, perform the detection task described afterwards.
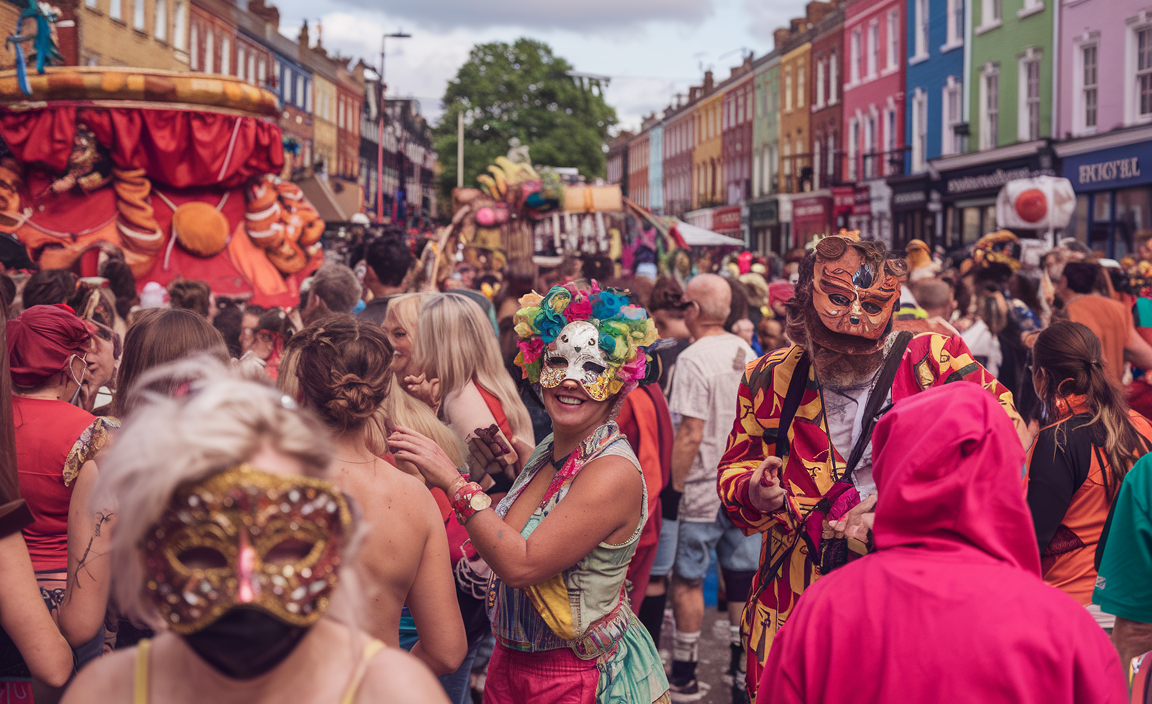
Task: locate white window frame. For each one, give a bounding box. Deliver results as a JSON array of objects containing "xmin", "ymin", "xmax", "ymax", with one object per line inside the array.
[
  {"xmin": 979, "ymin": 63, "xmax": 1000, "ymax": 150},
  {"xmin": 868, "ymin": 21, "xmax": 879, "ymax": 78},
  {"xmin": 220, "ymin": 37, "xmax": 230, "ymax": 76},
  {"xmin": 913, "ymin": 0, "xmax": 928, "ymax": 61},
  {"xmin": 258, "ymin": 58, "xmax": 266, "ymax": 87},
  {"xmin": 248, "ymin": 54, "xmax": 256, "ymax": 85},
  {"xmin": 784, "ymin": 68, "xmax": 793, "ymax": 113},
  {"xmin": 827, "ymin": 133, "xmax": 835, "ymax": 179},
  {"xmin": 864, "ymin": 109, "xmax": 876, "ymax": 178},
  {"xmin": 886, "ymin": 10, "xmax": 899, "ymax": 72},
  {"xmin": 1127, "ymin": 20, "xmax": 1152, "ymax": 126},
  {"xmin": 884, "ymin": 104, "xmax": 897, "ymax": 175},
  {"xmin": 1019, "ymin": 0, "xmax": 1043, "ymax": 19},
  {"xmin": 943, "ymin": 0, "xmax": 964, "ymax": 51},
  {"xmin": 110, "ymin": 0, "xmax": 121, "ymax": 20},
  {"xmin": 814, "ymin": 138, "xmax": 822, "ymax": 190},
  {"xmin": 815, "ymin": 59, "xmax": 826, "ymax": 109},
  {"xmin": 204, "ymin": 29, "xmax": 214, "ymax": 74},
  {"xmin": 1018, "ymin": 51, "xmax": 1042, "ymax": 141},
  {"xmin": 978, "ymin": 0, "xmax": 1002, "ymax": 33},
  {"xmin": 189, "ymin": 21, "xmax": 198, "ymax": 69},
  {"xmin": 829, "ymin": 52, "xmax": 838, "ymax": 104},
  {"xmin": 848, "ymin": 116, "xmax": 859, "ymax": 181},
  {"xmin": 942, "ymin": 76, "xmax": 962, "ymax": 155},
  {"xmin": 850, "ymin": 29, "xmax": 861, "ymax": 84},
  {"xmin": 85, "ymin": 0, "xmax": 96, "ymax": 9},
  {"xmin": 1074, "ymin": 40, "xmax": 1099, "ymax": 136},
  {"xmin": 797, "ymin": 63, "xmax": 806, "ymax": 109},
  {"xmin": 296, "ymin": 75, "xmax": 304, "ymax": 109},
  {"xmin": 132, "ymin": 0, "xmax": 145, "ymax": 30},
  {"xmin": 172, "ymin": 0, "xmax": 186, "ymax": 51},
  {"xmin": 912, "ymin": 88, "xmax": 927, "ymax": 173},
  {"xmin": 154, "ymin": 0, "xmax": 166, "ymax": 40}
]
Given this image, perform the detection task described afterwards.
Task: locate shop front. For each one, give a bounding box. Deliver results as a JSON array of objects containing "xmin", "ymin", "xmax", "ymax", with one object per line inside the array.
[
  {"xmin": 791, "ymin": 194, "xmax": 834, "ymax": 247},
  {"xmin": 930, "ymin": 140, "xmax": 1057, "ymax": 250},
  {"xmin": 832, "ymin": 186, "xmax": 855, "ymax": 231},
  {"xmin": 748, "ymin": 196, "xmax": 780, "ymax": 255},
  {"xmin": 1056, "ymin": 124, "xmax": 1152, "ymax": 259},
  {"xmin": 712, "ymin": 205, "xmax": 743, "ymax": 239},
  {"xmin": 888, "ymin": 173, "xmax": 938, "ymax": 250}
]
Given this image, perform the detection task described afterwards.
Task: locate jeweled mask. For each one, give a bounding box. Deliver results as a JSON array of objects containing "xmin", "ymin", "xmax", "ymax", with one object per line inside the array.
[
  {"xmin": 143, "ymin": 464, "xmax": 353, "ymax": 634},
  {"xmin": 539, "ymin": 320, "xmax": 614, "ymax": 401},
  {"xmin": 811, "ymin": 236, "xmax": 905, "ymax": 340}
]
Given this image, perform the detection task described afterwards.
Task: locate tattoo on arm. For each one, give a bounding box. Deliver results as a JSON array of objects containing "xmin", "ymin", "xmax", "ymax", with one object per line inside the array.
[{"xmin": 74, "ymin": 511, "xmax": 114, "ymax": 586}]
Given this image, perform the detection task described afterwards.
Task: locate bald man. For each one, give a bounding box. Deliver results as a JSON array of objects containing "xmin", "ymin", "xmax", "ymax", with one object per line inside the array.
[{"xmin": 667, "ymin": 274, "xmax": 760, "ymax": 702}]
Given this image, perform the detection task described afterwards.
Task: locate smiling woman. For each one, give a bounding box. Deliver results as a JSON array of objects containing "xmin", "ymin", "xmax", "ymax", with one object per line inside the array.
[{"xmin": 389, "ymin": 283, "xmax": 670, "ymax": 704}]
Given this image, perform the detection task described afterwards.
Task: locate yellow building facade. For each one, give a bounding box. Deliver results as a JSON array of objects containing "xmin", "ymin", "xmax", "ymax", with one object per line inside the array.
[
  {"xmin": 79, "ymin": 0, "xmax": 190, "ymax": 69},
  {"xmin": 311, "ymin": 73, "xmax": 337, "ymax": 174},
  {"xmin": 691, "ymin": 91, "xmax": 723, "ymax": 209},
  {"xmin": 778, "ymin": 42, "xmax": 811, "ymax": 194}
]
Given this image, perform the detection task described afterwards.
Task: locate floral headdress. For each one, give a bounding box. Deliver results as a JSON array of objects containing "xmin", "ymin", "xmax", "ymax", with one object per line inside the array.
[{"xmin": 513, "ymin": 282, "xmax": 659, "ymax": 398}]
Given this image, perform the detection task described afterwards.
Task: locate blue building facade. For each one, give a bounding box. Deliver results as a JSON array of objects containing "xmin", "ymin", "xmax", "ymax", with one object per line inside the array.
[
  {"xmin": 904, "ymin": 0, "xmax": 966, "ymax": 173},
  {"xmin": 648, "ymin": 124, "xmax": 664, "ymax": 214}
]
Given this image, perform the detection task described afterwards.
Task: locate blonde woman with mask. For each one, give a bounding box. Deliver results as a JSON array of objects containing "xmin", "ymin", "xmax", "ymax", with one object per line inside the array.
[{"xmin": 63, "ymin": 361, "xmax": 448, "ymax": 704}]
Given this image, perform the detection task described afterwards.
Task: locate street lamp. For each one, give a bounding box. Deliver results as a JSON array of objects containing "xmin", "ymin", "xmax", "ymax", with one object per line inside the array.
[{"xmin": 378, "ymin": 30, "xmax": 411, "ymax": 224}]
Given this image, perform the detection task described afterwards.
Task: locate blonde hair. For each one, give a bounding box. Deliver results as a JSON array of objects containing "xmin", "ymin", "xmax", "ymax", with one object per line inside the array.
[
  {"xmin": 415, "ymin": 293, "xmax": 532, "ymax": 444},
  {"xmin": 94, "ymin": 357, "xmax": 335, "ymax": 629},
  {"xmin": 381, "ymin": 294, "xmax": 465, "ymax": 464}
]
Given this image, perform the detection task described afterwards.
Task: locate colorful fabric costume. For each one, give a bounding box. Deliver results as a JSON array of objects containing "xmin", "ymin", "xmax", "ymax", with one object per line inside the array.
[
  {"xmin": 755, "ymin": 385, "xmax": 1126, "ymax": 704},
  {"xmin": 485, "ymin": 283, "xmax": 668, "ymax": 703},
  {"xmin": 719, "ymin": 334, "xmax": 1022, "ymax": 697}
]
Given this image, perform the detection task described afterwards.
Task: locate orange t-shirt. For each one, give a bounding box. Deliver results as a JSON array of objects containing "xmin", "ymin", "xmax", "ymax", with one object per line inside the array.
[{"xmin": 1066, "ymin": 295, "xmax": 1133, "ymax": 386}]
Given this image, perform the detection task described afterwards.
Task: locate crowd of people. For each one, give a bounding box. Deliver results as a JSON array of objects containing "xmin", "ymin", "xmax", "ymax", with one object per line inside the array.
[{"xmin": 1, "ymin": 225, "xmax": 1152, "ymax": 704}]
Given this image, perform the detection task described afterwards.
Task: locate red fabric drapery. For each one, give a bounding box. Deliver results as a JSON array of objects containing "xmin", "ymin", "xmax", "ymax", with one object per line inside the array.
[{"xmin": 0, "ymin": 106, "xmax": 283, "ymax": 189}]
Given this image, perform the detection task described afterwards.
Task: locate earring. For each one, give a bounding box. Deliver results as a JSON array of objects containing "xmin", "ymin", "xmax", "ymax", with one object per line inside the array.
[{"xmin": 1055, "ymin": 397, "xmax": 1069, "ymax": 416}]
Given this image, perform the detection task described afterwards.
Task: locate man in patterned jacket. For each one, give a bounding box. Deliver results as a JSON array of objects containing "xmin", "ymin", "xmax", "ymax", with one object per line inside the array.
[{"xmin": 717, "ymin": 234, "xmax": 1025, "ymax": 701}]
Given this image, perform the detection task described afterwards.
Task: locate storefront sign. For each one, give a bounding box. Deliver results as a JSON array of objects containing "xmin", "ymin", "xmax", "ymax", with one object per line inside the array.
[
  {"xmin": 793, "ymin": 196, "xmax": 832, "ymax": 222},
  {"xmin": 832, "ymin": 186, "xmax": 855, "ymax": 215},
  {"xmin": 940, "ymin": 154, "xmax": 1056, "ymax": 198},
  {"xmin": 854, "ymin": 187, "xmax": 871, "ymax": 216},
  {"xmin": 713, "ymin": 206, "xmax": 742, "ymax": 233},
  {"xmin": 1062, "ymin": 139, "xmax": 1152, "ymax": 191},
  {"xmin": 892, "ymin": 189, "xmax": 927, "ymax": 210},
  {"xmin": 749, "ymin": 198, "xmax": 778, "ymax": 225}
]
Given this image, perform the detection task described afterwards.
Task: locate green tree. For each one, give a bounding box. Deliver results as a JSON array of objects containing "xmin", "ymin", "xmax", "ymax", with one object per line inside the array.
[{"xmin": 433, "ymin": 38, "xmax": 617, "ymax": 204}]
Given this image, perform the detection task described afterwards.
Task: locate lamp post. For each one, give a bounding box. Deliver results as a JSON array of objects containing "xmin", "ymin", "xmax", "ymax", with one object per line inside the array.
[{"xmin": 377, "ymin": 30, "xmax": 410, "ymax": 224}]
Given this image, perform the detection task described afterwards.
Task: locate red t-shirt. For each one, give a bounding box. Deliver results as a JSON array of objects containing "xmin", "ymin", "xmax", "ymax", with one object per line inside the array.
[{"xmin": 14, "ymin": 397, "xmax": 101, "ymax": 572}]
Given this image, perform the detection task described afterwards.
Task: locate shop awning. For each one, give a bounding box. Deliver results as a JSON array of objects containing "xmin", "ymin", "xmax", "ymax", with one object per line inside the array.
[{"xmin": 672, "ymin": 220, "xmax": 745, "ymax": 247}]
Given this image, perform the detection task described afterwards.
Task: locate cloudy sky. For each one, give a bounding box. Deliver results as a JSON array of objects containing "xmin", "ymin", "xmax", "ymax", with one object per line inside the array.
[{"xmin": 272, "ymin": 0, "xmax": 809, "ymax": 133}]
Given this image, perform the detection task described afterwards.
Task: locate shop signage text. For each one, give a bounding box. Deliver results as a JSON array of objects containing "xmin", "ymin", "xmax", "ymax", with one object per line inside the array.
[
  {"xmin": 946, "ymin": 166, "xmax": 1054, "ymax": 195},
  {"xmin": 1078, "ymin": 157, "xmax": 1140, "ymax": 185}
]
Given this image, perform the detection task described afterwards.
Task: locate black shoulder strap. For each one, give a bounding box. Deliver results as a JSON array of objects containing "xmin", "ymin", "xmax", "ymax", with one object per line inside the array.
[
  {"xmin": 775, "ymin": 351, "xmax": 811, "ymax": 460},
  {"xmin": 843, "ymin": 331, "xmax": 914, "ymax": 480}
]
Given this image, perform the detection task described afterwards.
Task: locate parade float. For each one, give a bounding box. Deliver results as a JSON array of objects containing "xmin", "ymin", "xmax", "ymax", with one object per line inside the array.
[
  {"xmin": 0, "ymin": 65, "xmax": 325, "ymax": 307},
  {"xmin": 432, "ymin": 142, "xmax": 741, "ymax": 287}
]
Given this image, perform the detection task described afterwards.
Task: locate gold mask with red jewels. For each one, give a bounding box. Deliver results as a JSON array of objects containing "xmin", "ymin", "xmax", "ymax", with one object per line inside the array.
[
  {"xmin": 811, "ymin": 237, "xmax": 904, "ymax": 340},
  {"xmin": 143, "ymin": 464, "xmax": 353, "ymax": 634}
]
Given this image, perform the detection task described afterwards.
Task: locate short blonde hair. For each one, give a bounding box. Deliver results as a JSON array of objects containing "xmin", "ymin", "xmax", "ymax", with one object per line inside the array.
[{"xmin": 95, "ymin": 357, "xmax": 334, "ymax": 628}]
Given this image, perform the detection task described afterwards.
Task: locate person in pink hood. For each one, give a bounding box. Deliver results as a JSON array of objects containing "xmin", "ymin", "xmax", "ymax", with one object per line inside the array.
[{"xmin": 757, "ymin": 383, "xmax": 1127, "ymax": 704}]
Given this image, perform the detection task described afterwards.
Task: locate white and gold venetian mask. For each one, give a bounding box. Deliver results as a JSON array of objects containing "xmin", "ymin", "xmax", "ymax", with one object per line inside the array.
[{"xmin": 539, "ymin": 320, "xmax": 615, "ymax": 401}]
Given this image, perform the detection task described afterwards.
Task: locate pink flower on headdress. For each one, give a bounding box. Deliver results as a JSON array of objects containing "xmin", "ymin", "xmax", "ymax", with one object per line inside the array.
[
  {"xmin": 619, "ymin": 355, "xmax": 646, "ymax": 384},
  {"xmin": 517, "ymin": 337, "xmax": 545, "ymax": 364},
  {"xmin": 566, "ymin": 296, "xmax": 593, "ymax": 320}
]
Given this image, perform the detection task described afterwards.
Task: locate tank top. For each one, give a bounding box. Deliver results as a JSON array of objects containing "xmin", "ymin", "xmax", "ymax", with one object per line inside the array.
[
  {"xmin": 489, "ymin": 421, "xmax": 648, "ymax": 653},
  {"xmin": 132, "ymin": 637, "xmax": 385, "ymax": 704}
]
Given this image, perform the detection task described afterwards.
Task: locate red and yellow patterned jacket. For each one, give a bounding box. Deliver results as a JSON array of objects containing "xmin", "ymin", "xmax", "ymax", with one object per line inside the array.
[{"xmin": 717, "ymin": 332, "xmax": 1023, "ymax": 698}]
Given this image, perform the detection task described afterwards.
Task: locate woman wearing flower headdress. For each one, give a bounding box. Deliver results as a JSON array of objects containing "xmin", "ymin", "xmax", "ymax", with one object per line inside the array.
[{"xmin": 388, "ymin": 282, "xmax": 670, "ymax": 704}]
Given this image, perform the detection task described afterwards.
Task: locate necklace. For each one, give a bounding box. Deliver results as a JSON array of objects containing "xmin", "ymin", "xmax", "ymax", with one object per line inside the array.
[
  {"xmin": 334, "ymin": 455, "xmax": 379, "ymax": 465},
  {"xmin": 549, "ymin": 446, "xmax": 576, "ymax": 470}
]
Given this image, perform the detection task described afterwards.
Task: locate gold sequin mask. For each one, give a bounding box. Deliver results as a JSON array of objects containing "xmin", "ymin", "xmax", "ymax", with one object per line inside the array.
[
  {"xmin": 143, "ymin": 465, "xmax": 353, "ymax": 634},
  {"xmin": 539, "ymin": 320, "xmax": 615, "ymax": 401}
]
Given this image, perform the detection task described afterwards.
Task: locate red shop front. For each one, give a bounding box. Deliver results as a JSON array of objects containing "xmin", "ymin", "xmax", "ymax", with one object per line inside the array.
[
  {"xmin": 791, "ymin": 195, "xmax": 834, "ymax": 246},
  {"xmin": 712, "ymin": 205, "xmax": 742, "ymax": 236}
]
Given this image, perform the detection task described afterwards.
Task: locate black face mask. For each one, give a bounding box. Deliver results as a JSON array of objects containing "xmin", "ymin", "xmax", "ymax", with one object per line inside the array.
[{"xmin": 182, "ymin": 608, "xmax": 308, "ymax": 680}]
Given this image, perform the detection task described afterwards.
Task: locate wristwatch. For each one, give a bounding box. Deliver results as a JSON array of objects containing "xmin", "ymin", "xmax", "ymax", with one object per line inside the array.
[{"xmin": 451, "ymin": 481, "xmax": 492, "ymax": 525}]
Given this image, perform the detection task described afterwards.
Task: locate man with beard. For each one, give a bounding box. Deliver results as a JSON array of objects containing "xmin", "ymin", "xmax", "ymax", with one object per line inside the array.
[{"xmin": 717, "ymin": 235, "xmax": 1025, "ymax": 701}]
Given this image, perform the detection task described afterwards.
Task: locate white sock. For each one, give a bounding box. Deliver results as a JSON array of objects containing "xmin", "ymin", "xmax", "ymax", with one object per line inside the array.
[{"xmin": 672, "ymin": 629, "xmax": 701, "ymax": 663}]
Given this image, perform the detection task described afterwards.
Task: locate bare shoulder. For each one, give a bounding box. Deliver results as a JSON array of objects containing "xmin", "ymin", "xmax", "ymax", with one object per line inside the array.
[
  {"xmin": 354, "ymin": 647, "xmax": 450, "ymax": 704},
  {"xmin": 569, "ymin": 453, "xmax": 643, "ymax": 500},
  {"xmin": 61, "ymin": 646, "xmax": 136, "ymax": 704}
]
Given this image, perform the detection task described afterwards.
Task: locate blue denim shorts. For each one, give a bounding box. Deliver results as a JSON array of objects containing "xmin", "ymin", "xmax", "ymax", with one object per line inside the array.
[
  {"xmin": 673, "ymin": 511, "xmax": 761, "ymax": 582},
  {"xmin": 649, "ymin": 517, "xmax": 679, "ymax": 578}
]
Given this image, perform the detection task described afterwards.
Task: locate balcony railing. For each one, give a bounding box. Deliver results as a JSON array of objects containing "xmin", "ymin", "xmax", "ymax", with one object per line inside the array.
[{"xmin": 859, "ymin": 147, "xmax": 909, "ymax": 179}]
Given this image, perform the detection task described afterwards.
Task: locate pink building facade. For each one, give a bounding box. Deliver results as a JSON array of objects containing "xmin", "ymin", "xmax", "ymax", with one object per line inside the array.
[
  {"xmin": 842, "ymin": 0, "xmax": 906, "ymax": 243},
  {"xmin": 1058, "ymin": 1, "xmax": 1152, "ymax": 138}
]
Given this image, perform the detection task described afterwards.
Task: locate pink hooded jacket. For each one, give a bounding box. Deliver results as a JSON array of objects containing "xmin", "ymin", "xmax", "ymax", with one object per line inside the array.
[{"xmin": 758, "ymin": 383, "xmax": 1127, "ymax": 704}]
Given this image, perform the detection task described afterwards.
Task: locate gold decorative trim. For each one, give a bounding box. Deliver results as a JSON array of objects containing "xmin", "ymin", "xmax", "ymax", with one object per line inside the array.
[{"xmin": 0, "ymin": 68, "xmax": 280, "ymax": 118}]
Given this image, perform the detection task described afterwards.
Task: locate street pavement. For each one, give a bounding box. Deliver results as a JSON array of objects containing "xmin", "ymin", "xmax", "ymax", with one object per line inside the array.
[{"xmin": 658, "ymin": 607, "xmax": 742, "ymax": 704}]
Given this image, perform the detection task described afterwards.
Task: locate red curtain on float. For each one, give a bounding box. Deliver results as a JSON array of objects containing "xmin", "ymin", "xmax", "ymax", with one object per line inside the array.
[{"xmin": 0, "ymin": 106, "xmax": 284, "ymax": 189}]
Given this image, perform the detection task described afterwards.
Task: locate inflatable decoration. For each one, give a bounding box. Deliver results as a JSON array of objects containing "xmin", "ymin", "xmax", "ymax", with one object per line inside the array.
[{"xmin": 0, "ymin": 67, "xmax": 325, "ymax": 306}]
